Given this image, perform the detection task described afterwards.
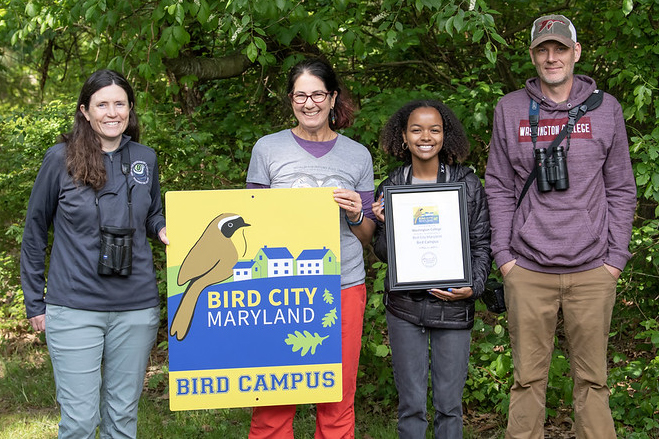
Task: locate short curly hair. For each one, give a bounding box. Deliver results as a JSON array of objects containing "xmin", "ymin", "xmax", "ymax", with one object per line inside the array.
[{"xmin": 379, "ymin": 100, "xmax": 469, "ymax": 164}]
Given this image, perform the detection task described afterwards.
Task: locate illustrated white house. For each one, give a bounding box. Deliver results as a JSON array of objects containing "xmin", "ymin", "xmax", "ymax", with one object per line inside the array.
[
  {"xmin": 296, "ymin": 247, "xmax": 339, "ymax": 276},
  {"xmin": 253, "ymin": 246, "xmax": 295, "ymax": 277},
  {"xmin": 232, "ymin": 260, "xmax": 257, "ymax": 281}
]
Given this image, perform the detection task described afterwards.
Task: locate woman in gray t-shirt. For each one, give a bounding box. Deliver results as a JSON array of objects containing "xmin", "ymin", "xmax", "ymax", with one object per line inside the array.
[{"xmin": 246, "ymin": 58, "xmax": 375, "ymax": 439}]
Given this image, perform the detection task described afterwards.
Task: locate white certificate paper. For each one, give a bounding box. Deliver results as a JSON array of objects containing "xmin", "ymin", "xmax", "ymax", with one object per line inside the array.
[{"xmin": 384, "ymin": 183, "xmax": 472, "ymax": 290}]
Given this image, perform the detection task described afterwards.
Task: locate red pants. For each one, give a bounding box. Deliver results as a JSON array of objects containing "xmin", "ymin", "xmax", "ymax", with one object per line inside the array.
[{"xmin": 249, "ymin": 283, "xmax": 367, "ymax": 439}]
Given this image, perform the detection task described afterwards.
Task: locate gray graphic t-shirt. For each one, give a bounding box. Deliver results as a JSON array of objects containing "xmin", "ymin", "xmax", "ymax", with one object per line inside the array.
[{"xmin": 246, "ymin": 129, "xmax": 374, "ymax": 288}]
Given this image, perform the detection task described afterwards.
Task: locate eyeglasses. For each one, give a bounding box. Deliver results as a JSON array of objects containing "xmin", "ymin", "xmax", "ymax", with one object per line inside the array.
[{"xmin": 289, "ymin": 91, "xmax": 332, "ymax": 104}]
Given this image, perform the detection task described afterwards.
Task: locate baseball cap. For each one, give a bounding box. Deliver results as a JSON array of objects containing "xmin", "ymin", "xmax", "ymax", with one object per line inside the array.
[{"xmin": 530, "ymin": 15, "xmax": 577, "ymax": 49}]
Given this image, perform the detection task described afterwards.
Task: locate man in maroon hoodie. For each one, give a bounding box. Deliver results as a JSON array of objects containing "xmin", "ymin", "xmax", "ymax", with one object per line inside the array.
[{"xmin": 485, "ymin": 14, "xmax": 636, "ymax": 439}]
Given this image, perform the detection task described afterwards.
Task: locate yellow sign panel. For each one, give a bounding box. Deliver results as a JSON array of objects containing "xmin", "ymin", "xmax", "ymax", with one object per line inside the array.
[
  {"xmin": 169, "ymin": 363, "xmax": 342, "ymax": 411},
  {"xmin": 165, "ymin": 188, "xmax": 342, "ymax": 411}
]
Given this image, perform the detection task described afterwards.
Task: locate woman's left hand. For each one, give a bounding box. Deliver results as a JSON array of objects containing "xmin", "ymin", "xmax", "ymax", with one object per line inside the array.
[
  {"xmin": 158, "ymin": 227, "xmax": 169, "ymax": 245},
  {"xmin": 333, "ymin": 188, "xmax": 362, "ymax": 222},
  {"xmin": 371, "ymin": 193, "xmax": 385, "ymax": 222},
  {"xmin": 428, "ymin": 286, "xmax": 473, "ymax": 301}
]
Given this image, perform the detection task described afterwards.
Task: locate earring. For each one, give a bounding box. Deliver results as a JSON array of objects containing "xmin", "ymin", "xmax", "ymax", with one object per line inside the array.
[
  {"xmin": 402, "ymin": 142, "xmax": 408, "ymax": 150},
  {"xmin": 330, "ymin": 108, "xmax": 336, "ymax": 125}
]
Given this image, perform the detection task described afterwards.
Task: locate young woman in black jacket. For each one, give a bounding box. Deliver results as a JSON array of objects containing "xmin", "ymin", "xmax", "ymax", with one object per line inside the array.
[{"xmin": 371, "ymin": 100, "xmax": 491, "ymax": 439}]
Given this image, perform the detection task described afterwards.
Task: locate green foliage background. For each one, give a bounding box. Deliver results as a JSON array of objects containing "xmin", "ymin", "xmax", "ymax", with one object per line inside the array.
[{"xmin": 1, "ymin": 0, "xmax": 658, "ymax": 436}]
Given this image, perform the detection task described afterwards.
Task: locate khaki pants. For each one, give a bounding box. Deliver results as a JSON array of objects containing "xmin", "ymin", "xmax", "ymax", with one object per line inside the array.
[{"xmin": 504, "ymin": 265, "xmax": 617, "ymax": 439}]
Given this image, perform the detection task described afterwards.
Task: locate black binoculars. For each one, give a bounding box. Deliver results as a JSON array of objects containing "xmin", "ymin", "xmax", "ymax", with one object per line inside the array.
[
  {"xmin": 535, "ymin": 146, "xmax": 569, "ymax": 192},
  {"xmin": 98, "ymin": 226, "xmax": 135, "ymax": 276}
]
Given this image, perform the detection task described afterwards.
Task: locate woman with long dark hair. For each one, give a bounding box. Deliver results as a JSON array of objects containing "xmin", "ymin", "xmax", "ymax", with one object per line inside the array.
[{"xmin": 21, "ymin": 69, "xmax": 167, "ymax": 438}]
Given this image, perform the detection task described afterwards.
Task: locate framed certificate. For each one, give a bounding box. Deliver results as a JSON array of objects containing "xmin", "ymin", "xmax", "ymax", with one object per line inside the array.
[{"xmin": 383, "ymin": 183, "xmax": 472, "ymax": 291}]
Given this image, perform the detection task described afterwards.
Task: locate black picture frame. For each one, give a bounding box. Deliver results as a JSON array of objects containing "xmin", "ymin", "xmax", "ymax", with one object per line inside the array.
[{"xmin": 383, "ymin": 182, "xmax": 472, "ymax": 291}]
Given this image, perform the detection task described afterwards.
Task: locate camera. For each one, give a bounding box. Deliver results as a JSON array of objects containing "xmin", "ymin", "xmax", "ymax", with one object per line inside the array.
[
  {"xmin": 98, "ymin": 226, "xmax": 135, "ymax": 276},
  {"xmin": 535, "ymin": 146, "xmax": 569, "ymax": 192},
  {"xmin": 483, "ymin": 279, "xmax": 506, "ymax": 314}
]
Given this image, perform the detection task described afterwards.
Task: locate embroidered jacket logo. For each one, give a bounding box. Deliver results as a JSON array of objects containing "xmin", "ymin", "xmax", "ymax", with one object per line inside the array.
[{"xmin": 131, "ymin": 161, "xmax": 149, "ymax": 184}]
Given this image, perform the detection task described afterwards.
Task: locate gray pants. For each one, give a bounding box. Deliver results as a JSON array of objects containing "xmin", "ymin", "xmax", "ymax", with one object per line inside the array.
[
  {"xmin": 386, "ymin": 310, "xmax": 471, "ymax": 439},
  {"xmin": 45, "ymin": 304, "xmax": 159, "ymax": 439}
]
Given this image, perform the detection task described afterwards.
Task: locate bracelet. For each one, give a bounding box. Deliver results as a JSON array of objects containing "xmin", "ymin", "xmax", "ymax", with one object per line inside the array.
[{"xmin": 345, "ymin": 209, "xmax": 364, "ymax": 226}]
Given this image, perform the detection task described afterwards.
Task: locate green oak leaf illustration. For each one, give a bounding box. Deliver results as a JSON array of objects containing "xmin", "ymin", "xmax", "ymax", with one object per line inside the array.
[
  {"xmin": 285, "ymin": 330, "xmax": 329, "ymax": 356},
  {"xmin": 322, "ymin": 308, "xmax": 338, "ymax": 328},
  {"xmin": 323, "ymin": 288, "xmax": 334, "ymax": 304}
]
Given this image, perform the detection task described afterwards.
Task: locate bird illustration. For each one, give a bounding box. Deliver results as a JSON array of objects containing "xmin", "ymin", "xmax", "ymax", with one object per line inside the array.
[
  {"xmin": 413, "ymin": 207, "xmax": 425, "ymax": 225},
  {"xmin": 170, "ymin": 213, "xmax": 250, "ymax": 341}
]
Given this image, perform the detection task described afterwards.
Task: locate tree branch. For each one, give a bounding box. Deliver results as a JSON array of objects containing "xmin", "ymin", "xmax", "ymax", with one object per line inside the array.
[{"xmin": 163, "ymin": 53, "xmax": 253, "ymax": 80}]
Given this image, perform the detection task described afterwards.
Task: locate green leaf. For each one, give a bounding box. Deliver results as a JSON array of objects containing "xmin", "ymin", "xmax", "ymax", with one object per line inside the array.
[
  {"xmin": 322, "ymin": 308, "xmax": 338, "ymax": 327},
  {"xmin": 175, "ymin": 3, "xmax": 185, "ymax": 25},
  {"xmin": 623, "ymin": 0, "xmax": 634, "ymax": 16},
  {"xmin": 137, "ymin": 62, "xmax": 154, "ymax": 80},
  {"xmin": 254, "ymin": 36, "xmax": 267, "ymax": 52},
  {"xmin": 245, "ymin": 41, "xmax": 258, "ymax": 62},
  {"xmin": 453, "ymin": 11, "xmax": 464, "ymax": 32},
  {"xmin": 386, "ymin": 30, "xmax": 397, "ymax": 47},
  {"xmin": 197, "ymin": 0, "xmax": 210, "ymax": 24},
  {"xmin": 445, "ymin": 16, "xmax": 454, "ymax": 37},
  {"xmin": 25, "ymin": 2, "xmax": 39, "ymax": 18},
  {"xmin": 172, "ymin": 26, "xmax": 190, "ymax": 45},
  {"xmin": 85, "ymin": 3, "xmax": 98, "ymax": 21},
  {"xmin": 342, "ymin": 30, "xmax": 355, "ymax": 48},
  {"xmin": 318, "ymin": 20, "xmax": 332, "ymax": 40},
  {"xmin": 652, "ymin": 172, "xmax": 659, "ymax": 190},
  {"xmin": 375, "ymin": 344, "xmax": 389, "ymax": 357},
  {"xmin": 323, "ymin": 289, "xmax": 334, "ymax": 304},
  {"xmin": 308, "ymin": 22, "xmax": 318, "ymax": 42},
  {"xmin": 485, "ymin": 41, "xmax": 496, "ymax": 64},
  {"xmin": 354, "ymin": 36, "xmax": 365, "ymax": 56},
  {"xmin": 335, "ymin": 0, "xmax": 348, "ymax": 11},
  {"xmin": 152, "ymin": 5, "xmax": 165, "ymax": 22},
  {"xmin": 285, "ymin": 331, "xmax": 329, "ymax": 356},
  {"xmin": 491, "ymin": 32, "xmax": 507, "ymax": 45},
  {"xmin": 164, "ymin": 37, "xmax": 179, "ymax": 58}
]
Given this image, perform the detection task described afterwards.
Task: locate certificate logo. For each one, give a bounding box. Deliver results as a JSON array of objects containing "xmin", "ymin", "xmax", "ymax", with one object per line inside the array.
[
  {"xmin": 421, "ymin": 252, "xmax": 438, "ymax": 267},
  {"xmin": 413, "ymin": 206, "xmax": 440, "ymax": 225}
]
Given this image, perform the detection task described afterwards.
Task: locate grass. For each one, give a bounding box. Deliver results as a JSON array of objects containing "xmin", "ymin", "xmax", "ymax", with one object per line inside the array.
[{"xmin": 0, "ymin": 329, "xmax": 505, "ymax": 439}]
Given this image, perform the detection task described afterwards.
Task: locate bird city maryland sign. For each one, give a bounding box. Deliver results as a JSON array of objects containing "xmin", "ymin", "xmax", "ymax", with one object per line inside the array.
[{"xmin": 165, "ymin": 188, "xmax": 342, "ymax": 411}]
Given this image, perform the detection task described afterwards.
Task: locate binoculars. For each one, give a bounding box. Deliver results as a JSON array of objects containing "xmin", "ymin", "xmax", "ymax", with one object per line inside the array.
[
  {"xmin": 535, "ymin": 146, "xmax": 569, "ymax": 192},
  {"xmin": 98, "ymin": 226, "xmax": 135, "ymax": 276}
]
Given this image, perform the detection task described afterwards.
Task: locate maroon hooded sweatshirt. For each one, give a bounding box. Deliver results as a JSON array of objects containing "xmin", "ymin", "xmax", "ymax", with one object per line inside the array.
[{"xmin": 485, "ymin": 74, "xmax": 636, "ymax": 274}]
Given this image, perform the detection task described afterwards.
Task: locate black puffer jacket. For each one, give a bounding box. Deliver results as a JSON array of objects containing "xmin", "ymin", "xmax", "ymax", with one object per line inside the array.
[{"xmin": 373, "ymin": 163, "xmax": 491, "ymax": 329}]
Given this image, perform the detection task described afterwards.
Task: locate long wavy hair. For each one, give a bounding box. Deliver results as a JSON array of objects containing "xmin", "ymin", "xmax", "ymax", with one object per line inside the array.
[
  {"xmin": 286, "ymin": 58, "xmax": 355, "ymax": 130},
  {"xmin": 379, "ymin": 100, "xmax": 469, "ymax": 165},
  {"xmin": 62, "ymin": 69, "xmax": 139, "ymax": 190}
]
